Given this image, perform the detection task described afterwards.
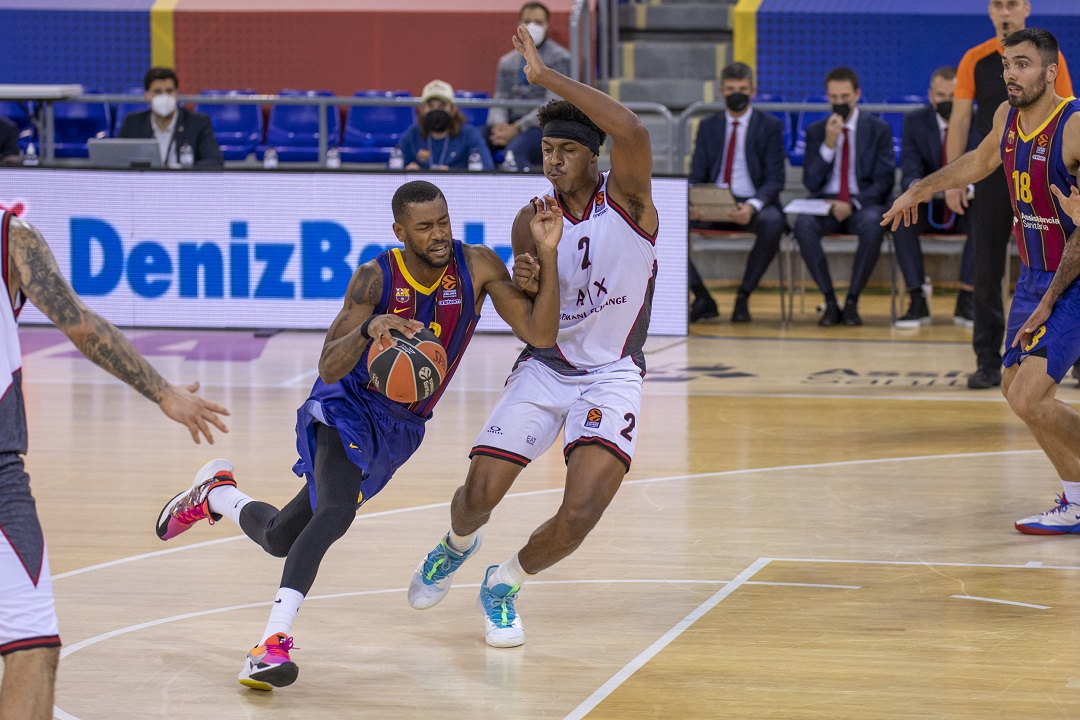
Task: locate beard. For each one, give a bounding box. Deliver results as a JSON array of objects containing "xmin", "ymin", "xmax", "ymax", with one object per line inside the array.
[{"xmin": 1007, "ymin": 76, "xmax": 1049, "ymax": 109}]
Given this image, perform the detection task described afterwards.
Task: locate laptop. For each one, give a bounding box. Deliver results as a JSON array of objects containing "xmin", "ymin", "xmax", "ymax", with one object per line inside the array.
[
  {"xmin": 689, "ymin": 184, "xmax": 739, "ymax": 222},
  {"xmin": 88, "ymin": 138, "xmax": 162, "ymax": 169}
]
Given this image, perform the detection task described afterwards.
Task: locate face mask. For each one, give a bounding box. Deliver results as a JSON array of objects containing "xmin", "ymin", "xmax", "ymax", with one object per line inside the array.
[
  {"xmin": 151, "ymin": 93, "xmax": 177, "ymax": 118},
  {"xmin": 725, "ymin": 92, "xmax": 750, "ymax": 113},
  {"xmin": 935, "ymin": 100, "xmax": 953, "ymax": 121},
  {"xmin": 424, "ymin": 109, "xmax": 451, "ymax": 134},
  {"xmin": 526, "ymin": 22, "xmax": 546, "ymax": 46},
  {"xmin": 832, "ymin": 103, "xmax": 852, "ymax": 121}
]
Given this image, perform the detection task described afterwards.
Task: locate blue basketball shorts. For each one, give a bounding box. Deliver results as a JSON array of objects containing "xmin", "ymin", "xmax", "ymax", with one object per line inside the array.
[{"xmin": 1003, "ymin": 264, "xmax": 1080, "ymax": 382}]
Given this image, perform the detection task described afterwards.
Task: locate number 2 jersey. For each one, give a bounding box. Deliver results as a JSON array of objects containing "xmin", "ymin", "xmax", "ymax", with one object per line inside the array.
[
  {"xmin": 518, "ymin": 172, "xmax": 658, "ymax": 376},
  {"xmin": 1, "ymin": 211, "xmax": 27, "ymax": 456},
  {"xmin": 1001, "ymin": 97, "xmax": 1080, "ymax": 271}
]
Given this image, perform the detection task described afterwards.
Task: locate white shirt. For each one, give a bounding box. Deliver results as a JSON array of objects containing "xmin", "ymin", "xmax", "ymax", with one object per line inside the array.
[
  {"xmin": 716, "ymin": 108, "xmax": 761, "ymax": 210},
  {"xmin": 152, "ymin": 112, "xmax": 179, "ymax": 168},
  {"xmin": 819, "ymin": 107, "xmax": 860, "ymax": 200}
]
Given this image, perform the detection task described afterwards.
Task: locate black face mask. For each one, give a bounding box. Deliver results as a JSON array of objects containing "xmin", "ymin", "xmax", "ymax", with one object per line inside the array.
[
  {"xmin": 935, "ymin": 101, "xmax": 953, "ymax": 121},
  {"xmin": 424, "ymin": 109, "xmax": 451, "ymax": 134},
  {"xmin": 725, "ymin": 92, "xmax": 750, "ymax": 113},
  {"xmin": 832, "ymin": 103, "xmax": 852, "ymax": 121}
]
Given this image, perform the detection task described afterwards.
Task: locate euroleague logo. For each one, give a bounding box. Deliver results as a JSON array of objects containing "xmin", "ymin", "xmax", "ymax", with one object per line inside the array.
[
  {"xmin": 593, "ymin": 190, "xmax": 608, "ymax": 216},
  {"xmin": 584, "ymin": 407, "xmax": 602, "ymax": 428}
]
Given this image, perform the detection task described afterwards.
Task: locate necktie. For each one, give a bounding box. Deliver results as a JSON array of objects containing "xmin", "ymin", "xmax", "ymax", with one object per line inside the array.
[
  {"xmin": 837, "ymin": 127, "xmax": 851, "ymax": 202},
  {"xmin": 722, "ymin": 120, "xmax": 739, "ymax": 187},
  {"xmin": 939, "ymin": 126, "xmax": 954, "ymax": 229}
]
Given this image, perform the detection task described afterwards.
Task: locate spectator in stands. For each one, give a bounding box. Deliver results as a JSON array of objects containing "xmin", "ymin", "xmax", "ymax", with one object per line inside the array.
[
  {"xmin": 793, "ymin": 66, "xmax": 895, "ymax": 326},
  {"xmin": 0, "ymin": 116, "xmax": 20, "ymax": 164},
  {"xmin": 947, "ymin": 0, "xmax": 1072, "ymax": 388},
  {"xmin": 398, "ymin": 80, "xmax": 493, "ymax": 171},
  {"xmin": 117, "ymin": 67, "xmax": 223, "ymax": 169},
  {"xmin": 486, "ymin": 2, "xmax": 571, "ymax": 170},
  {"xmin": 893, "ymin": 66, "xmax": 977, "ymax": 328},
  {"xmin": 688, "ymin": 62, "xmax": 786, "ymax": 323}
]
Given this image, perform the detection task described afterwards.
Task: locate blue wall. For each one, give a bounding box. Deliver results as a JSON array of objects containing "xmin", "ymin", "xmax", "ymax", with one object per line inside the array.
[{"xmin": 757, "ymin": 0, "xmax": 1080, "ymax": 102}]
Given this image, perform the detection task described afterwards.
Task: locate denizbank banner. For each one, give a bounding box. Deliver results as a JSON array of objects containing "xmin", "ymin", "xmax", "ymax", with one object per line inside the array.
[{"xmin": 0, "ymin": 169, "xmax": 688, "ymax": 335}]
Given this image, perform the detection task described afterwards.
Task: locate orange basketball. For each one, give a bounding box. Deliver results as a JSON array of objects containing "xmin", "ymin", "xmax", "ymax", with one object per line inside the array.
[{"xmin": 366, "ymin": 328, "xmax": 447, "ymax": 403}]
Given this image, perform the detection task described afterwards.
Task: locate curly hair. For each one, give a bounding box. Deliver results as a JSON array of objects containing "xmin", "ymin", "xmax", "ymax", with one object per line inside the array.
[{"xmin": 537, "ymin": 100, "xmax": 607, "ymax": 148}]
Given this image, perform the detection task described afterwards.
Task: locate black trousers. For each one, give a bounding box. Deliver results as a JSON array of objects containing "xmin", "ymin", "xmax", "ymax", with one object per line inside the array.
[
  {"xmin": 690, "ymin": 203, "xmax": 786, "ymax": 296},
  {"xmin": 792, "ymin": 202, "xmax": 888, "ymax": 299},
  {"xmin": 970, "ymin": 168, "xmax": 1012, "ymax": 370},
  {"xmin": 891, "ymin": 199, "xmax": 973, "ymax": 290}
]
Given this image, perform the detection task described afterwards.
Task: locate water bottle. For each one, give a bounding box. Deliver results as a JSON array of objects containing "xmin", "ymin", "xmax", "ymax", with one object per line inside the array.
[
  {"xmin": 388, "ymin": 146, "xmax": 404, "ymax": 170},
  {"xmin": 501, "ymin": 150, "xmax": 518, "ymax": 172},
  {"xmin": 468, "ymin": 150, "xmax": 483, "ymax": 172},
  {"xmin": 23, "ymin": 143, "xmax": 38, "ymax": 167},
  {"xmin": 325, "ymin": 146, "xmax": 341, "ymax": 169},
  {"xmin": 263, "ymin": 147, "xmax": 278, "ymax": 169},
  {"xmin": 922, "ymin": 274, "xmax": 933, "ymax": 311},
  {"xmin": 179, "ymin": 143, "xmax": 194, "ymax": 168}
]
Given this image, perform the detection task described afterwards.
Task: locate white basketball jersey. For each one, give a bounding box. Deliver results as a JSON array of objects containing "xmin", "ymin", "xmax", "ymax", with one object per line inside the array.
[
  {"xmin": 521, "ymin": 172, "xmax": 658, "ymax": 375},
  {"xmin": 0, "ymin": 211, "xmax": 28, "ymax": 454}
]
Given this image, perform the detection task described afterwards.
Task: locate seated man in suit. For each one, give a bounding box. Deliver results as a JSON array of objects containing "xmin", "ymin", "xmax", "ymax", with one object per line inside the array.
[
  {"xmin": 793, "ymin": 66, "xmax": 895, "ymax": 326},
  {"xmin": 0, "ymin": 116, "xmax": 20, "ymax": 164},
  {"xmin": 688, "ymin": 62, "xmax": 786, "ymax": 323},
  {"xmin": 117, "ymin": 67, "xmax": 223, "ymax": 169},
  {"xmin": 893, "ymin": 66, "xmax": 976, "ymax": 328}
]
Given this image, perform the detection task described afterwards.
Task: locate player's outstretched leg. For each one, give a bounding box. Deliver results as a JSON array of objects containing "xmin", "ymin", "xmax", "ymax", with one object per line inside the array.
[
  {"xmin": 408, "ymin": 532, "xmax": 482, "ymax": 609},
  {"xmin": 155, "ymin": 458, "xmax": 236, "ymax": 540},
  {"xmin": 477, "ymin": 564, "xmax": 524, "ymax": 648},
  {"xmin": 237, "ymin": 632, "xmax": 298, "ymax": 690}
]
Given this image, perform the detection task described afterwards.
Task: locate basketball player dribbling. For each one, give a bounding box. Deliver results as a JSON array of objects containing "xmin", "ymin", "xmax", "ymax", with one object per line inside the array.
[
  {"xmin": 408, "ymin": 24, "xmax": 659, "ymax": 648},
  {"xmin": 154, "ymin": 180, "xmax": 564, "ymax": 690},
  {"xmin": 884, "ymin": 28, "xmax": 1080, "ymax": 536}
]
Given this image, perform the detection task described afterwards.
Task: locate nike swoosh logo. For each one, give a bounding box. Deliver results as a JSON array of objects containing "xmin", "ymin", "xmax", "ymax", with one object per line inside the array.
[
  {"xmin": 1005, "ymin": 147, "xmax": 1014, "ymax": 153},
  {"xmin": 349, "ymin": 443, "xmax": 359, "ymax": 449},
  {"xmin": 393, "ymin": 307, "xmax": 408, "ymax": 314},
  {"xmin": 274, "ymin": 599, "xmax": 281, "ymax": 603}
]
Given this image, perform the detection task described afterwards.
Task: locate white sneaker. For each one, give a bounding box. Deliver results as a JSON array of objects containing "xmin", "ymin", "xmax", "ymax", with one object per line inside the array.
[
  {"xmin": 477, "ymin": 565, "xmax": 524, "ymax": 648},
  {"xmin": 1015, "ymin": 494, "xmax": 1080, "ymax": 535},
  {"xmin": 407, "ymin": 532, "xmax": 482, "ymax": 609}
]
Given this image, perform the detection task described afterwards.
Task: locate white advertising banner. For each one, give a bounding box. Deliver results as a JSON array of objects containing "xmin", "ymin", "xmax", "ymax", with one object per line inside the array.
[{"xmin": 0, "ymin": 169, "xmax": 687, "ymax": 335}]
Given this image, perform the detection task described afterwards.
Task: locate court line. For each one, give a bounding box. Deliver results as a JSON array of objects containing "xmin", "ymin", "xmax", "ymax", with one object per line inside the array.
[
  {"xmin": 951, "ymin": 594, "xmax": 1050, "ymax": 610},
  {"xmin": 52, "ymin": 449, "xmax": 1043, "ymax": 581},
  {"xmin": 562, "ymin": 558, "xmax": 773, "ymax": 720},
  {"xmin": 768, "ymin": 556, "xmax": 1080, "ymax": 572}
]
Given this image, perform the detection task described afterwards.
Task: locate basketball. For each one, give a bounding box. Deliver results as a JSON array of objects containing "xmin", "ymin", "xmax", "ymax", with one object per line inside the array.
[{"xmin": 366, "ymin": 327, "xmax": 447, "ymax": 403}]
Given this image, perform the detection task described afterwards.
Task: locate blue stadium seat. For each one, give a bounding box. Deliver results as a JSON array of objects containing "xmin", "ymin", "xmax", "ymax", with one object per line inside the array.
[
  {"xmin": 753, "ymin": 93, "xmax": 793, "ymax": 151},
  {"xmin": 112, "ymin": 87, "xmax": 147, "ymax": 137},
  {"xmin": 788, "ymin": 95, "xmax": 829, "ymax": 167},
  {"xmin": 455, "ymin": 90, "xmax": 489, "ymax": 128},
  {"xmin": 53, "ymin": 91, "xmax": 111, "ymax": 158},
  {"xmin": 338, "ymin": 90, "xmax": 414, "ymax": 164},
  {"xmin": 197, "ymin": 90, "xmax": 263, "ymax": 161},
  {"xmin": 261, "ymin": 89, "xmax": 339, "ymax": 162},
  {"xmin": 0, "ymin": 100, "xmax": 36, "ymax": 152},
  {"xmin": 882, "ymin": 94, "xmax": 924, "ymax": 166}
]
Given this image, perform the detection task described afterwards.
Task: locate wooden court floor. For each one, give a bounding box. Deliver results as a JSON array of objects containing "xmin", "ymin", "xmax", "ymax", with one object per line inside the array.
[{"xmin": 13, "ymin": 293, "xmax": 1080, "ymax": 719}]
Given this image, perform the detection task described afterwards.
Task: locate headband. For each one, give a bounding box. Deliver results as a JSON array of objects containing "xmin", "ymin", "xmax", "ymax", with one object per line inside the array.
[{"xmin": 542, "ymin": 119, "xmax": 601, "ymax": 155}]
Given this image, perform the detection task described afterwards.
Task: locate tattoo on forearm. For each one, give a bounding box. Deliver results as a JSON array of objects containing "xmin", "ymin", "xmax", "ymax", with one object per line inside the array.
[{"xmin": 75, "ymin": 316, "xmax": 168, "ymax": 402}]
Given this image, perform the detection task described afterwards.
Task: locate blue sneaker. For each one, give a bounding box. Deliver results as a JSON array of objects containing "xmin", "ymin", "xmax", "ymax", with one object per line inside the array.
[
  {"xmin": 1015, "ymin": 494, "xmax": 1080, "ymax": 534},
  {"xmin": 407, "ymin": 532, "xmax": 482, "ymax": 609},
  {"xmin": 477, "ymin": 565, "xmax": 524, "ymax": 648}
]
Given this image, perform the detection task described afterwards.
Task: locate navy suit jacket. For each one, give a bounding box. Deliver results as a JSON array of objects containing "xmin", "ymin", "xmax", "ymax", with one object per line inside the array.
[
  {"xmin": 803, "ymin": 111, "xmax": 894, "ymax": 208},
  {"xmin": 688, "ymin": 109, "xmax": 786, "ymax": 209},
  {"xmin": 900, "ymin": 105, "xmax": 979, "ymax": 191},
  {"xmin": 117, "ymin": 107, "xmax": 223, "ymax": 168}
]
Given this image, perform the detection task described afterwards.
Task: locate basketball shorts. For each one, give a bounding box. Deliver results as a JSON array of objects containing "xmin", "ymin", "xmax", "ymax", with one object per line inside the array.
[
  {"xmin": 293, "ymin": 381, "xmax": 426, "ymax": 509},
  {"xmin": 471, "ymin": 356, "xmax": 644, "ymax": 471},
  {"xmin": 0, "ymin": 453, "xmax": 60, "ymax": 655},
  {"xmin": 1003, "ymin": 265, "xmax": 1080, "ymax": 382}
]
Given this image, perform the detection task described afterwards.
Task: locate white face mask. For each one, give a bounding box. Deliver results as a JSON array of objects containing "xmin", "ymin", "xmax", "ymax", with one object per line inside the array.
[
  {"xmin": 526, "ymin": 22, "xmax": 546, "ymax": 46},
  {"xmin": 151, "ymin": 93, "xmax": 177, "ymax": 118}
]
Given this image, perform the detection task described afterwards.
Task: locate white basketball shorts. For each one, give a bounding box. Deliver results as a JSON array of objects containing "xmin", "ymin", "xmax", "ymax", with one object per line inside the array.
[
  {"xmin": 0, "ymin": 534, "xmax": 59, "ymax": 655},
  {"xmin": 470, "ymin": 355, "xmax": 644, "ymax": 470}
]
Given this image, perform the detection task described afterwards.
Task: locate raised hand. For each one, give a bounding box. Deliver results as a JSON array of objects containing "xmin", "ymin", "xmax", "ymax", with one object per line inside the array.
[
  {"xmin": 529, "ymin": 195, "xmax": 564, "ymax": 252},
  {"xmin": 512, "ymin": 23, "xmax": 549, "ymax": 84}
]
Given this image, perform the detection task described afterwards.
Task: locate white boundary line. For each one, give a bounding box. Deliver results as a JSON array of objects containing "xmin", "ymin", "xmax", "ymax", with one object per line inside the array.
[
  {"xmin": 951, "ymin": 595, "xmax": 1051, "ymax": 610},
  {"xmin": 562, "ymin": 558, "xmax": 773, "ymax": 720}
]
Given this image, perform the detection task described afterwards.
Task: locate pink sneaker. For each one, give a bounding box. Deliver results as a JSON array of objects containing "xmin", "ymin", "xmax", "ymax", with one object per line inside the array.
[
  {"xmin": 238, "ymin": 633, "xmax": 298, "ymax": 690},
  {"xmin": 155, "ymin": 459, "xmax": 236, "ymax": 541}
]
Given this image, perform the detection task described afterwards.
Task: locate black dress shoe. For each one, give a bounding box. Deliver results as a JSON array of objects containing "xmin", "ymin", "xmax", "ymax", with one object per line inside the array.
[
  {"xmin": 842, "ymin": 299, "xmax": 862, "ymax": 326},
  {"xmin": 818, "ymin": 301, "xmax": 841, "ymax": 326},
  {"xmin": 967, "ymin": 366, "xmax": 1002, "ymax": 389},
  {"xmin": 731, "ymin": 295, "xmax": 751, "ymax": 323},
  {"xmin": 690, "ymin": 295, "xmax": 719, "ymax": 323}
]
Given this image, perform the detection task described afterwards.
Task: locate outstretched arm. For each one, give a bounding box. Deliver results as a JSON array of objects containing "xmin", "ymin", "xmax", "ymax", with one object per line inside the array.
[{"xmin": 8, "ymin": 217, "xmax": 229, "ymax": 444}]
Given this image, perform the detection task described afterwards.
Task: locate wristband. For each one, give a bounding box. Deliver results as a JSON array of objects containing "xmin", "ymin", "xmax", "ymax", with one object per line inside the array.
[{"xmin": 359, "ymin": 316, "xmax": 374, "ymax": 340}]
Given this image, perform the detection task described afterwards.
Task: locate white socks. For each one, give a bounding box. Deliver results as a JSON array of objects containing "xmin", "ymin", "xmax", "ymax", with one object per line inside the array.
[
  {"xmin": 1062, "ymin": 480, "xmax": 1080, "ymax": 505},
  {"xmin": 207, "ymin": 484, "xmax": 253, "ymax": 525},
  {"xmin": 262, "ymin": 587, "xmax": 304, "ymax": 641},
  {"xmin": 486, "ymin": 553, "xmax": 531, "ymax": 590},
  {"xmin": 448, "ymin": 530, "xmax": 477, "ymax": 554}
]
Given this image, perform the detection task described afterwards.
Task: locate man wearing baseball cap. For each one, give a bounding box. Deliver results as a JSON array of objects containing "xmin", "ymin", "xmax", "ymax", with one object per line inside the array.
[{"xmin": 395, "ymin": 79, "xmax": 494, "ymax": 171}]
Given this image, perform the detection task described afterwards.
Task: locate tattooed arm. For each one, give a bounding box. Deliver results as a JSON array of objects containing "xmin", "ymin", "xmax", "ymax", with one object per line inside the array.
[
  {"xmin": 8, "ymin": 217, "xmax": 230, "ymax": 444},
  {"xmin": 317, "ymin": 259, "xmax": 421, "ymax": 384},
  {"xmin": 1012, "ymin": 224, "xmax": 1080, "ymax": 350}
]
